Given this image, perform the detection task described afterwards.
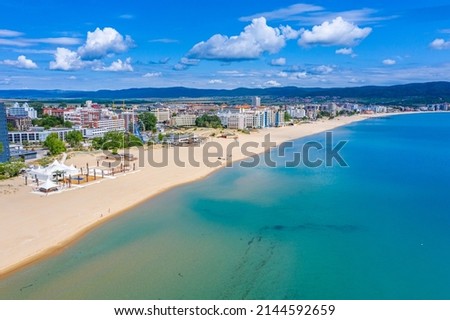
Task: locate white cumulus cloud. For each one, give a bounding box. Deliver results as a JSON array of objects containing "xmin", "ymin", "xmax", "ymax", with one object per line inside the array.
[
  {"xmin": 299, "ymin": 17, "xmax": 371, "ymax": 47},
  {"xmin": 1, "ymin": 55, "xmax": 38, "ymax": 69},
  {"xmin": 187, "ymin": 17, "xmax": 298, "ymax": 61},
  {"xmin": 78, "ymin": 27, "xmax": 134, "ymax": 60},
  {"xmin": 95, "ymin": 58, "xmax": 133, "ymax": 72},
  {"xmin": 264, "ymin": 80, "xmax": 281, "ymax": 87},
  {"xmin": 336, "ymin": 48, "xmax": 354, "ymax": 55},
  {"xmin": 279, "ymin": 25, "xmax": 302, "ymax": 40},
  {"xmin": 382, "ymin": 59, "xmax": 396, "ymax": 65},
  {"xmin": 270, "ymin": 57, "xmax": 286, "ymax": 66},
  {"xmin": 430, "ymin": 38, "xmax": 450, "ymax": 50},
  {"xmin": 49, "ymin": 48, "xmax": 84, "ymax": 70},
  {"xmin": 49, "ymin": 27, "xmax": 134, "ymax": 72}
]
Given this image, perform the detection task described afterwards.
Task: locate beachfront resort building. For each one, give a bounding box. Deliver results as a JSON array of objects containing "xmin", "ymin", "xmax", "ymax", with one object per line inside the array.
[
  {"xmin": 218, "ymin": 108, "xmax": 285, "ymax": 130},
  {"xmin": 286, "ymin": 106, "xmax": 306, "ymax": 119},
  {"xmin": 0, "ymin": 103, "xmax": 11, "ymax": 162}
]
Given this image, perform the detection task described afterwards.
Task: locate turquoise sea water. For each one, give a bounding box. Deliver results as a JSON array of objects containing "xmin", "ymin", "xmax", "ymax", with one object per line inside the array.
[{"xmin": 1, "ymin": 113, "xmax": 450, "ymax": 299}]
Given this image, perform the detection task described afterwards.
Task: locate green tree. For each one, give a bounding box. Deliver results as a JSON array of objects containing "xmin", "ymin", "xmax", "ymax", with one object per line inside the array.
[
  {"xmin": 138, "ymin": 112, "xmax": 157, "ymax": 132},
  {"xmin": 65, "ymin": 130, "xmax": 83, "ymax": 148},
  {"xmin": 0, "ymin": 141, "xmax": 3, "ymax": 154},
  {"xmin": 7, "ymin": 122, "xmax": 15, "ymax": 131},
  {"xmin": 29, "ymin": 102, "xmax": 44, "ymax": 117},
  {"xmin": 126, "ymin": 133, "xmax": 144, "ymax": 147},
  {"xmin": 43, "ymin": 133, "xmax": 66, "ymax": 155},
  {"xmin": 0, "ymin": 159, "xmax": 26, "ymax": 180},
  {"xmin": 195, "ymin": 114, "xmax": 222, "ymax": 128},
  {"xmin": 91, "ymin": 132, "xmax": 143, "ymax": 151},
  {"xmin": 284, "ymin": 112, "xmax": 292, "ymax": 122},
  {"xmin": 91, "ymin": 137, "xmax": 104, "ymax": 150},
  {"xmin": 64, "ymin": 121, "xmax": 73, "ymax": 128},
  {"xmin": 102, "ymin": 131, "xmax": 124, "ymax": 151},
  {"xmin": 33, "ymin": 115, "xmax": 64, "ymax": 128}
]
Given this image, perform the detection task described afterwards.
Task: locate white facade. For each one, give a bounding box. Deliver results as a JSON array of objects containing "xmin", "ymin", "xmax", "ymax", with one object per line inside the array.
[
  {"xmin": 7, "ymin": 102, "xmax": 37, "ymax": 119},
  {"xmin": 82, "ymin": 119, "xmax": 125, "ymax": 138},
  {"xmin": 8, "ymin": 128, "xmax": 75, "ymax": 144},
  {"xmin": 218, "ymin": 108, "xmax": 285, "ymax": 130},
  {"xmin": 286, "ymin": 106, "xmax": 306, "ymax": 119},
  {"xmin": 171, "ymin": 114, "xmax": 197, "ymax": 127},
  {"xmin": 251, "ymin": 96, "xmax": 261, "ymax": 107},
  {"xmin": 151, "ymin": 108, "xmax": 171, "ymax": 123},
  {"xmin": 63, "ymin": 110, "xmax": 82, "ymax": 126}
]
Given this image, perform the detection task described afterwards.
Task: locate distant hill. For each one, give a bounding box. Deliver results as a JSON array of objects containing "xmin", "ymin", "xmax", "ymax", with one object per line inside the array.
[{"xmin": 1, "ymin": 81, "xmax": 450, "ymax": 101}]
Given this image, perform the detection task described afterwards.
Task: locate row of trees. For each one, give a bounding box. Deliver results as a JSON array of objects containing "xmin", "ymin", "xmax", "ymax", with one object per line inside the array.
[
  {"xmin": 32, "ymin": 115, "xmax": 73, "ymax": 130},
  {"xmin": 91, "ymin": 132, "xmax": 143, "ymax": 154},
  {"xmin": 195, "ymin": 114, "xmax": 222, "ymax": 128},
  {"xmin": 43, "ymin": 130, "xmax": 143, "ymax": 156}
]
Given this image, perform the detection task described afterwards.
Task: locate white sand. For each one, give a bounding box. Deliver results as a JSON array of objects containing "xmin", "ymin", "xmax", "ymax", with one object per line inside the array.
[{"xmin": 0, "ymin": 113, "xmax": 391, "ymax": 277}]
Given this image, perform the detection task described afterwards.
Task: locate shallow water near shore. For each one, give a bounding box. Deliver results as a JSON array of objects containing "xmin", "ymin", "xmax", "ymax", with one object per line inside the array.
[{"xmin": 1, "ymin": 113, "xmax": 450, "ymax": 299}]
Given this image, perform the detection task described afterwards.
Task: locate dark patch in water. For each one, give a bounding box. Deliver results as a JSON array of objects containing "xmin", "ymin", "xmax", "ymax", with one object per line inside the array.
[
  {"xmin": 262, "ymin": 223, "xmax": 361, "ymax": 233},
  {"xmin": 19, "ymin": 284, "xmax": 33, "ymax": 292}
]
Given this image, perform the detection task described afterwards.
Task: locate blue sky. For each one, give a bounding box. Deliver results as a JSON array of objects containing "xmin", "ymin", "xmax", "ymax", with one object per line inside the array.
[{"xmin": 1, "ymin": 0, "xmax": 450, "ymax": 90}]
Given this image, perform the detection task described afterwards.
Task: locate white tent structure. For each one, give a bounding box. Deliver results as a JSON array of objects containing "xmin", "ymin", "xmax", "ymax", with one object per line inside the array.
[
  {"xmin": 29, "ymin": 160, "xmax": 79, "ymax": 181},
  {"xmin": 38, "ymin": 178, "xmax": 59, "ymax": 193}
]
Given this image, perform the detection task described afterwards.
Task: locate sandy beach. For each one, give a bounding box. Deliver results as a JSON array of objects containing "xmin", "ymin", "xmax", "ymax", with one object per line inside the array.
[{"xmin": 0, "ymin": 113, "xmax": 392, "ymax": 278}]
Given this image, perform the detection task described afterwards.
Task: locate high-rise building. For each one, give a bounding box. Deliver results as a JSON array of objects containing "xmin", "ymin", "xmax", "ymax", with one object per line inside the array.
[
  {"xmin": 251, "ymin": 96, "xmax": 261, "ymax": 107},
  {"xmin": 0, "ymin": 103, "xmax": 11, "ymax": 162}
]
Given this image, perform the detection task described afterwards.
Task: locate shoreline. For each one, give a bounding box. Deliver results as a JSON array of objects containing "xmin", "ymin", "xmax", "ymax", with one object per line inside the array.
[{"xmin": 0, "ymin": 112, "xmax": 421, "ymax": 279}]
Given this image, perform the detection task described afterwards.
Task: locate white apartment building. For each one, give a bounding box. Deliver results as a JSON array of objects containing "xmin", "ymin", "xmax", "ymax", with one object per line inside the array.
[
  {"xmin": 171, "ymin": 114, "xmax": 197, "ymax": 127},
  {"xmin": 7, "ymin": 102, "xmax": 38, "ymax": 119},
  {"xmin": 286, "ymin": 106, "xmax": 306, "ymax": 119},
  {"xmin": 83, "ymin": 119, "xmax": 125, "ymax": 138},
  {"xmin": 218, "ymin": 108, "xmax": 285, "ymax": 130},
  {"xmin": 251, "ymin": 96, "xmax": 261, "ymax": 107},
  {"xmin": 63, "ymin": 110, "xmax": 82, "ymax": 126},
  {"xmin": 151, "ymin": 108, "xmax": 171, "ymax": 123}
]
